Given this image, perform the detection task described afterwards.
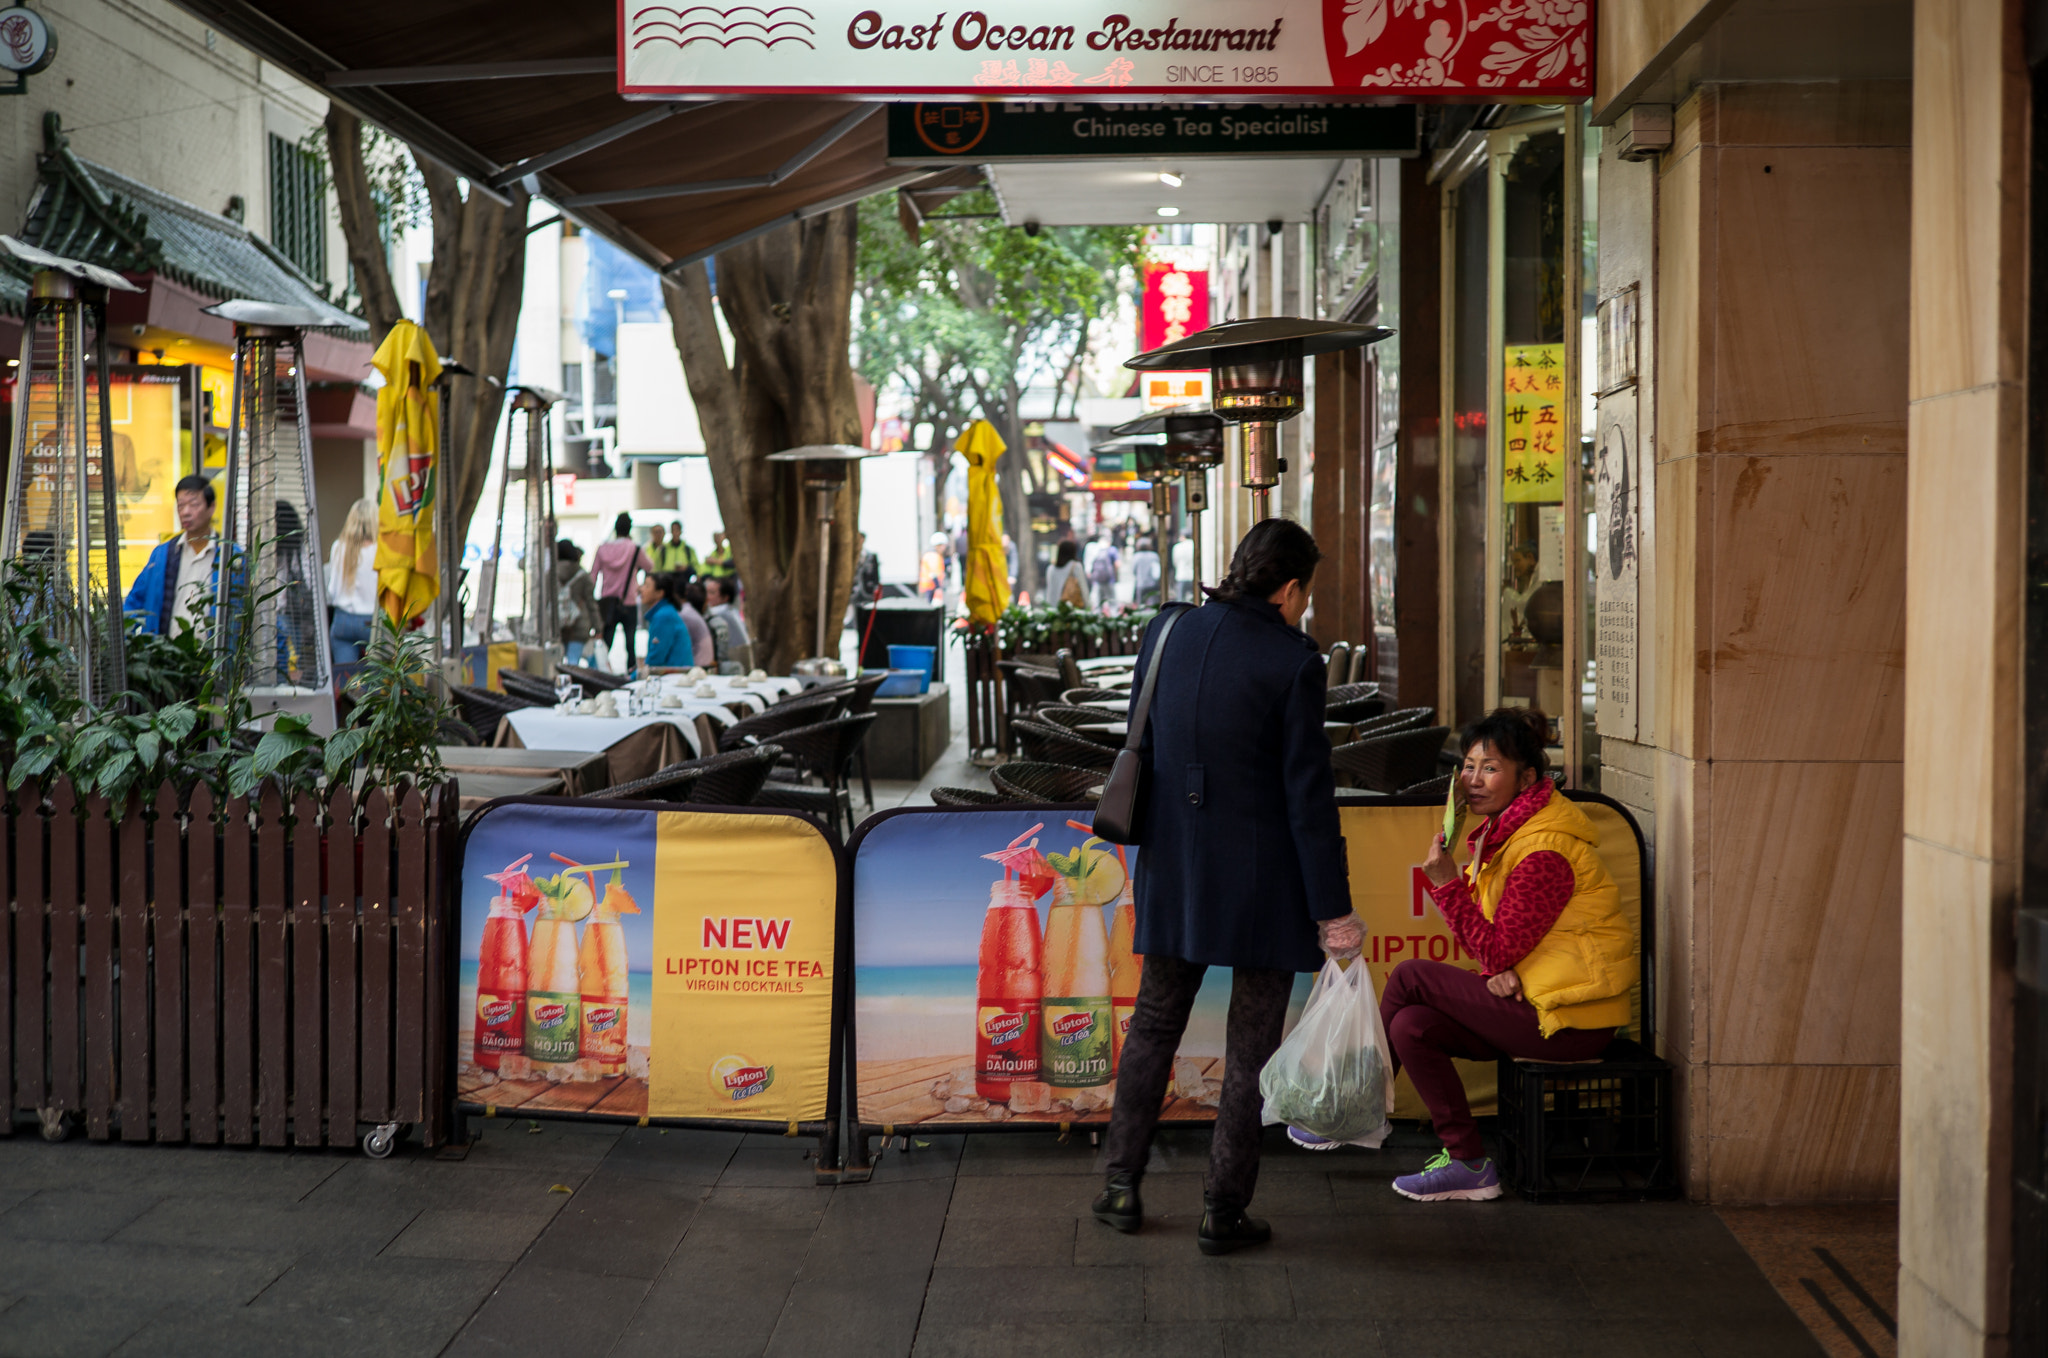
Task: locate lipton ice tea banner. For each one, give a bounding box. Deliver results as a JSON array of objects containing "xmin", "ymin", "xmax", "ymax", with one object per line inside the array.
[
  {"xmin": 851, "ymin": 807, "xmax": 1247, "ymax": 1130},
  {"xmin": 457, "ymin": 801, "xmax": 841, "ymax": 1126}
]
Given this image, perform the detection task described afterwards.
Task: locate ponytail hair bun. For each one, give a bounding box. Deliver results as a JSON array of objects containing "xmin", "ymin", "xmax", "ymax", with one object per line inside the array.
[
  {"xmin": 1459, "ymin": 707, "xmax": 1550, "ymax": 777},
  {"xmin": 1213, "ymin": 518, "xmax": 1322, "ymax": 603}
]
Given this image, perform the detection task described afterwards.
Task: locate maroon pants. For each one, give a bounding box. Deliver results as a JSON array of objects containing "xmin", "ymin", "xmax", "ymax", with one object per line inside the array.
[{"xmin": 1380, "ymin": 958, "xmax": 1613, "ymax": 1161}]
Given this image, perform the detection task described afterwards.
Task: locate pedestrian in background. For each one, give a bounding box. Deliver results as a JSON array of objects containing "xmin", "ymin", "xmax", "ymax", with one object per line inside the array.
[
  {"xmin": 1130, "ymin": 535, "xmax": 1161, "ymax": 607},
  {"xmin": 1093, "ymin": 518, "xmax": 1362, "ymax": 1255},
  {"xmin": 678, "ymin": 576, "xmax": 715, "ymax": 668},
  {"xmin": 554, "ymin": 540, "xmax": 601, "ymax": 663},
  {"xmin": 1172, "ymin": 536, "xmax": 1195, "ymax": 600},
  {"xmin": 591, "ymin": 512, "xmax": 655, "ymax": 672},
  {"xmin": 325, "ymin": 497, "xmax": 379, "ymax": 663},
  {"xmin": 637, "ymin": 571, "xmax": 693, "ymax": 672},
  {"xmin": 704, "ymin": 574, "xmax": 753, "ymax": 673}
]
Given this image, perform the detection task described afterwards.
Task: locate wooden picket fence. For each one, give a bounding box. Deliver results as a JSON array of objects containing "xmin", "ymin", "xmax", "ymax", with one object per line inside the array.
[{"xmin": 2, "ymin": 777, "xmax": 459, "ymax": 1149}]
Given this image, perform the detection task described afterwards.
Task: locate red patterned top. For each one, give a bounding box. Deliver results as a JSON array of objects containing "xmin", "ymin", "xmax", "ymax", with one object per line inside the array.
[{"xmin": 1424, "ymin": 780, "xmax": 1575, "ymax": 976}]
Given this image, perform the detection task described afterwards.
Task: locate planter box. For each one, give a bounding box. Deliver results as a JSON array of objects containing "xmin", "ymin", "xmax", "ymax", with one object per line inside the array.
[{"xmin": 1, "ymin": 777, "xmax": 458, "ymax": 1150}]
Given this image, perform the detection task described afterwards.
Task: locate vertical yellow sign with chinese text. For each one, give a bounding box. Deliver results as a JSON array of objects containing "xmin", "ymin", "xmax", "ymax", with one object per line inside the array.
[{"xmin": 1502, "ymin": 343, "xmax": 1566, "ymax": 504}]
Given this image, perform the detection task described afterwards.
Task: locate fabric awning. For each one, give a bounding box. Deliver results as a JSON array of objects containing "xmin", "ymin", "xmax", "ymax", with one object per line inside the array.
[{"xmin": 170, "ymin": 0, "xmax": 958, "ymax": 270}]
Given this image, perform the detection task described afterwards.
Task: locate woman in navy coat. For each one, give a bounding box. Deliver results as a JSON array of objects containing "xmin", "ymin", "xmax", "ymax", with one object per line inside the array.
[{"xmin": 1096, "ymin": 518, "xmax": 1364, "ymax": 1255}]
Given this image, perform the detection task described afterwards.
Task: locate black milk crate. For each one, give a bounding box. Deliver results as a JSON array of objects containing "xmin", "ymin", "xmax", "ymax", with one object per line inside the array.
[{"xmin": 1495, "ymin": 1038, "xmax": 1678, "ymax": 1203}]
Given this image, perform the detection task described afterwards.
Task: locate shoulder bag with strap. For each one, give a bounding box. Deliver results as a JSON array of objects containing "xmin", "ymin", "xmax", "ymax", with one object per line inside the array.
[{"xmin": 1090, "ymin": 603, "xmax": 1188, "ymax": 846}]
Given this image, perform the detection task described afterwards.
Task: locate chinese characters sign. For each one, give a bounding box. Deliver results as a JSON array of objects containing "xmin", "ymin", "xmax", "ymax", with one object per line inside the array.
[
  {"xmin": 1501, "ymin": 342, "xmax": 1565, "ymax": 505},
  {"xmin": 619, "ymin": 1, "xmax": 1593, "ymax": 99},
  {"xmin": 1142, "ymin": 264, "xmax": 1208, "ymax": 352}
]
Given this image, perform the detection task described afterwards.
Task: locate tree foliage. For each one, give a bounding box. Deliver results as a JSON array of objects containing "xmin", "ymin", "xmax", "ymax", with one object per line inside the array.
[{"xmin": 855, "ymin": 192, "xmax": 1143, "ymax": 596}]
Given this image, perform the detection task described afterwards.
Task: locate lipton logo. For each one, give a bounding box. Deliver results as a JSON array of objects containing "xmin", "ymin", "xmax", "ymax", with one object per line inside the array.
[
  {"xmin": 1050, "ymin": 1012, "xmax": 1095, "ymax": 1045},
  {"xmin": 532, "ymin": 1002, "xmax": 568, "ymax": 1029},
  {"xmin": 585, "ymin": 1006, "xmax": 621, "ymax": 1034},
  {"xmin": 983, "ymin": 1012, "xmax": 1026, "ymax": 1044},
  {"xmin": 479, "ymin": 999, "xmax": 516, "ymax": 1027},
  {"xmin": 724, "ymin": 1065, "xmax": 774, "ymax": 1099}
]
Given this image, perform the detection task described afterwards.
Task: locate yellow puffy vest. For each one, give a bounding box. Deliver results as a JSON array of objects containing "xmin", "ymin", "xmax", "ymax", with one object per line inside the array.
[{"xmin": 1466, "ymin": 790, "xmax": 1638, "ymax": 1038}]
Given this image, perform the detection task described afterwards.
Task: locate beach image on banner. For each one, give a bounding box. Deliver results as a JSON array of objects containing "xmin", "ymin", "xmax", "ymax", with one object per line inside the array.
[{"xmin": 853, "ymin": 809, "xmax": 1297, "ymax": 1128}]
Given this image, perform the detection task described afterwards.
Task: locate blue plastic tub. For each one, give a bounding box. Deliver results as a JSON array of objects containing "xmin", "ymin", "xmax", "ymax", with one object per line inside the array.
[
  {"xmin": 876, "ymin": 668, "xmax": 929, "ymax": 698},
  {"xmin": 887, "ymin": 644, "xmax": 937, "ymax": 684}
]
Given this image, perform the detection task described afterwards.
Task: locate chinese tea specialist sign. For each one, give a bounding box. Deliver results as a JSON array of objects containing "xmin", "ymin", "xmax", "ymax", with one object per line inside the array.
[
  {"xmin": 619, "ymin": 2, "xmax": 1593, "ymax": 99},
  {"xmin": 887, "ymin": 102, "xmax": 1417, "ymax": 161},
  {"xmin": 458, "ymin": 801, "xmax": 839, "ymax": 1125}
]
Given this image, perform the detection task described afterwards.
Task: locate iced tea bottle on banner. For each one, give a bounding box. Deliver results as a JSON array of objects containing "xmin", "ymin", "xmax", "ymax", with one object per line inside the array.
[
  {"xmin": 474, "ymin": 857, "xmax": 538, "ymax": 1070},
  {"xmin": 577, "ymin": 867, "xmax": 641, "ymax": 1075},
  {"xmin": 1040, "ymin": 879, "xmax": 1114, "ymax": 1088},
  {"xmin": 524, "ymin": 871, "xmax": 589, "ymax": 1064},
  {"xmin": 1106, "ymin": 880, "xmax": 1141, "ymax": 1073},
  {"xmin": 974, "ymin": 878, "xmax": 1044, "ymax": 1101}
]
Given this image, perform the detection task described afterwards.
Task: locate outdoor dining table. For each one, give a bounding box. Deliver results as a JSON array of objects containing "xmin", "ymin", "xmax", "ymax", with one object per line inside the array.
[
  {"xmin": 437, "ymin": 746, "xmax": 612, "ymax": 796},
  {"xmin": 456, "ymin": 771, "xmax": 570, "ymax": 812},
  {"xmin": 494, "ymin": 706, "xmax": 733, "ymax": 784}
]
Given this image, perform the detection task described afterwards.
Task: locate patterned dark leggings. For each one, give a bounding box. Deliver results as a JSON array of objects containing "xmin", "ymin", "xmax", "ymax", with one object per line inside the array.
[{"xmin": 1103, "ymin": 952, "xmax": 1294, "ymax": 1212}]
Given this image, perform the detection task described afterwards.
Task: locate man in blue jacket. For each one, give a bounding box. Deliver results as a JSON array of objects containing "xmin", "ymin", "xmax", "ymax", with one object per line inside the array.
[{"xmin": 124, "ymin": 474, "xmax": 219, "ymax": 637}]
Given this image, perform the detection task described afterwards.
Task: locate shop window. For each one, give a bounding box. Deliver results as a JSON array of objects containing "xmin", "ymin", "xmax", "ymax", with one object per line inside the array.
[{"xmin": 268, "ymin": 132, "xmax": 327, "ymax": 285}]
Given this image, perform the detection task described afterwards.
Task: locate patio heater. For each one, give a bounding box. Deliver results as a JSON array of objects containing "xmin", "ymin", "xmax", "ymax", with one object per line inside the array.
[
  {"xmin": 766, "ymin": 443, "xmax": 880, "ymax": 679},
  {"xmin": 477, "ymin": 386, "xmax": 562, "ymax": 651},
  {"xmin": 0, "ymin": 237, "xmax": 140, "ymax": 708},
  {"xmin": 1091, "ymin": 432, "xmax": 1178, "ymax": 598},
  {"xmin": 207, "ymin": 298, "xmax": 351, "ymax": 733},
  {"xmin": 1111, "ymin": 403, "xmax": 1223, "ymax": 591},
  {"xmin": 1126, "ymin": 318, "xmax": 1392, "ymax": 522}
]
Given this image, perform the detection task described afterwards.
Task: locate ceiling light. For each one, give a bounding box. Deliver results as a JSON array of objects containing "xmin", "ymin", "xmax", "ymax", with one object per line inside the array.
[
  {"xmin": 1158, "ymin": 172, "xmax": 1183, "ymax": 188},
  {"xmin": 1156, "ymin": 206, "xmax": 1181, "ymax": 217}
]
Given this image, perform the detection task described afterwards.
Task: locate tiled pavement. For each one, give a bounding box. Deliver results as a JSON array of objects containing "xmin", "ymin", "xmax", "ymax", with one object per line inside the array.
[{"xmin": 0, "ymin": 1119, "xmax": 1824, "ymax": 1357}]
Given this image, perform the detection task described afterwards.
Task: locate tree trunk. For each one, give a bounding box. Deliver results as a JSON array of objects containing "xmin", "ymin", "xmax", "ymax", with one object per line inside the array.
[
  {"xmin": 324, "ymin": 107, "xmax": 403, "ymax": 340},
  {"xmin": 664, "ymin": 208, "xmax": 863, "ymax": 673},
  {"xmin": 323, "ymin": 103, "xmax": 527, "ymax": 553}
]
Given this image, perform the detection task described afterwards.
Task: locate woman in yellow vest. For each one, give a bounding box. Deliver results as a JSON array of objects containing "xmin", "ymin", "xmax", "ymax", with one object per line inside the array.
[{"xmin": 1377, "ymin": 708, "xmax": 1637, "ymax": 1202}]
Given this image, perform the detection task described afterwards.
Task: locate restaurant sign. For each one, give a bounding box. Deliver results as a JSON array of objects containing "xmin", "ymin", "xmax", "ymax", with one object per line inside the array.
[
  {"xmin": 619, "ymin": 1, "xmax": 1592, "ymax": 100},
  {"xmin": 887, "ymin": 102, "xmax": 1417, "ymax": 161}
]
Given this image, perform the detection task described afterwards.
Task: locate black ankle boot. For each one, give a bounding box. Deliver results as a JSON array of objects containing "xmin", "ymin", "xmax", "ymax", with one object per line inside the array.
[
  {"xmin": 1197, "ymin": 1196, "xmax": 1272, "ymax": 1255},
  {"xmin": 1092, "ymin": 1171, "xmax": 1143, "ymax": 1233}
]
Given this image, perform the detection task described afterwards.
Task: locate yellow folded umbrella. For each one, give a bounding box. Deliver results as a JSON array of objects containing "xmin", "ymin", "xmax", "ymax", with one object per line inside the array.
[
  {"xmin": 371, "ymin": 320, "xmax": 442, "ymax": 624},
  {"xmin": 958, "ymin": 419, "xmax": 1010, "ymax": 626}
]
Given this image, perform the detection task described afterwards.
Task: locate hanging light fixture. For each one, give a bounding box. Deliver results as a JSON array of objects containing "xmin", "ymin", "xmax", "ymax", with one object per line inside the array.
[
  {"xmin": 1125, "ymin": 318, "xmax": 1392, "ymax": 521},
  {"xmin": 766, "ymin": 443, "xmax": 881, "ymax": 678}
]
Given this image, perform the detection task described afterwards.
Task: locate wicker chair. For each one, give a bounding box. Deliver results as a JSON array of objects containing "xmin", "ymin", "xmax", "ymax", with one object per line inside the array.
[
  {"xmin": 1326, "ymin": 640, "xmax": 1351, "ymax": 682},
  {"xmin": 451, "ymin": 684, "xmax": 533, "ymax": 745},
  {"xmin": 1011, "ymin": 718, "xmax": 1117, "ymax": 771},
  {"xmin": 1400, "ymin": 773, "xmax": 1455, "ymax": 798},
  {"xmin": 1353, "ymin": 706, "xmax": 1435, "ymax": 739},
  {"xmin": 556, "ymin": 662, "xmax": 625, "ymax": 693},
  {"xmin": 989, "ymin": 761, "xmax": 1104, "ymax": 804},
  {"xmin": 931, "ymin": 785, "xmax": 1006, "ymax": 807},
  {"xmin": 1323, "ymin": 681, "xmax": 1385, "ymax": 723},
  {"xmin": 717, "ymin": 692, "xmax": 845, "ymax": 753},
  {"xmin": 1331, "ymin": 726, "xmax": 1452, "ymax": 794},
  {"xmin": 437, "ymin": 716, "xmax": 480, "ymax": 747},
  {"xmin": 684, "ymin": 743, "xmax": 785, "ymax": 806},
  {"xmin": 1034, "ymin": 703, "xmax": 1126, "ymax": 736},
  {"xmin": 999, "ymin": 661, "xmax": 1067, "ymax": 710},
  {"xmin": 1054, "ymin": 648, "xmax": 1086, "ymax": 692},
  {"xmin": 1061, "ymin": 686, "xmax": 1125, "ymax": 706},
  {"xmin": 753, "ymin": 713, "xmax": 877, "ymax": 839},
  {"xmin": 1348, "ymin": 648, "xmax": 1375, "ymax": 687},
  {"xmin": 498, "ymin": 668, "xmax": 560, "ymax": 707},
  {"xmin": 599, "ymin": 743, "xmax": 785, "ymax": 806}
]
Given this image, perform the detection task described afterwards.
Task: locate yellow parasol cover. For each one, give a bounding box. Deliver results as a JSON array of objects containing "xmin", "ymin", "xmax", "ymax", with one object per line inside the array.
[
  {"xmin": 371, "ymin": 320, "xmax": 443, "ymax": 623},
  {"xmin": 957, "ymin": 419, "xmax": 1010, "ymax": 626}
]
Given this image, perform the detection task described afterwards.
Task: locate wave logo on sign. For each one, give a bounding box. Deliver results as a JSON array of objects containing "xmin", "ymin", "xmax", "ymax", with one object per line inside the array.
[{"xmin": 631, "ymin": 4, "xmax": 818, "ymax": 49}]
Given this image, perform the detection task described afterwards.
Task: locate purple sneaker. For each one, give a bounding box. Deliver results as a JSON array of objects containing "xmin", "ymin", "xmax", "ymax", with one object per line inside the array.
[
  {"xmin": 1392, "ymin": 1149, "xmax": 1503, "ymax": 1201},
  {"xmin": 1287, "ymin": 1126, "xmax": 1341, "ymax": 1152}
]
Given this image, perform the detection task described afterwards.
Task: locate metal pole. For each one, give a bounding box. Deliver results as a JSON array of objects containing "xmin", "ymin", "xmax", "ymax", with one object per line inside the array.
[
  {"xmin": 69, "ymin": 296, "xmax": 93, "ymax": 704},
  {"xmin": 814, "ymin": 495, "xmax": 833, "ymax": 661},
  {"xmin": 478, "ymin": 405, "xmax": 516, "ymax": 640},
  {"xmin": 91, "ymin": 293, "xmax": 124, "ymax": 699},
  {"xmin": 215, "ymin": 335, "xmax": 244, "ymax": 648},
  {"xmin": 290, "ymin": 345, "xmax": 332, "ymax": 691}
]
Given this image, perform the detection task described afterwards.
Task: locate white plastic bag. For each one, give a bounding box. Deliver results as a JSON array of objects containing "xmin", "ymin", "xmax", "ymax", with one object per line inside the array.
[{"xmin": 1258, "ymin": 959, "xmax": 1394, "ymax": 1147}]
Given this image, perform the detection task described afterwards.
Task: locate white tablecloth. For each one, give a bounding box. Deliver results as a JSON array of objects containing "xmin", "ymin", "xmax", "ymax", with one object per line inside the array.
[{"xmin": 501, "ymin": 708, "xmax": 706, "ymax": 758}]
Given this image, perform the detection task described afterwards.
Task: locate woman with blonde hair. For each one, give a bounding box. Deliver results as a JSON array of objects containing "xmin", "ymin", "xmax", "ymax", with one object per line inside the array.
[{"xmin": 325, "ymin": 498, "xmax": 380, "ymax": 663}]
